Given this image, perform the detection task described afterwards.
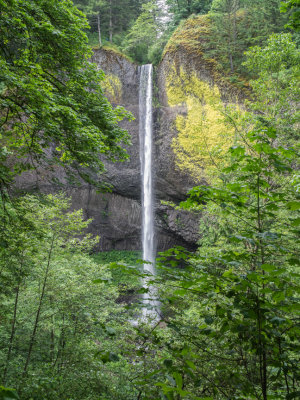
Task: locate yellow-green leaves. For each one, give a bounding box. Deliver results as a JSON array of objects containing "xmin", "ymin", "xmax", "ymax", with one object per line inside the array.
[{"xmin": 166, "ymin": 65, "xmax": 235, "ymax": 182}]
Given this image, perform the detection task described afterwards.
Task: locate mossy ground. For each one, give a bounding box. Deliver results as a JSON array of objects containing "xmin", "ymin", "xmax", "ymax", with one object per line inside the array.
[
  {"xmin": 100, "ymin": 44, "xmax": 134, "ymax": 63},
  {"xmin": 91, "ymin": 41, "xmax": 135, "ymax": 64},
  {"xmin": 163, "ymin": 15, "xmax": 211, "ymax": 59},
  {"xmin": 92, "ymin": 250, "xmax": 141, "ymax": 266}
]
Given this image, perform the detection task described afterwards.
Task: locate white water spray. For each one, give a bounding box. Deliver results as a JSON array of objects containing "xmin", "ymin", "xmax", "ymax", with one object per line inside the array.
[{"xmin": 139, "ymin": 64, "xmax": 160, "ymax": 322}]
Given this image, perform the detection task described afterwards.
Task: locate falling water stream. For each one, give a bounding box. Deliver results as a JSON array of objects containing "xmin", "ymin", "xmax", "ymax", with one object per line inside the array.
[{"xmin": 139, "ymin": 64, "xmax": 160, "ymax": 322}]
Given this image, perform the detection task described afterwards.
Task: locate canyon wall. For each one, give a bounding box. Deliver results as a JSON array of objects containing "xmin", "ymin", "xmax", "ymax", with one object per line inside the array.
[
  {"xmin": 15, "ymin": 16, "xmax": 247, "ymax": 252},
  {"xmin": 88, "ymin": 48, "xmax": 201, "ymax": 251}
]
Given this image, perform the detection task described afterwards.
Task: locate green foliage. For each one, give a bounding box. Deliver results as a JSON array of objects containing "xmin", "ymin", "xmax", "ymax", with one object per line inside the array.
[
  {"xmin": 121, "ymin": 1, "xmax": 162, "ymax": 64},
  {"xmin": 0, "ymin": 387, "xmax": 19, "ymax": 400},
  {"xmin": 0, "ymin": 194, "xmax": 141, "ymax": 400},
  {"xmin": 163, "ymin": 0, "xmax": 289, "ymax": 79},
  {"xmin": 92, "ymin": 249, "xmax": 141, "ymax": 265},
  {"xmin": 0, "ymin": 0, "xmax": 132, "ymax": 195},
  {"xmin": 167, "ymin": 0, "xmax": 213, "ymax": 25},
  {"xmin": 73, "ymin": 0, "xmax": 150, "ymax": 47},
  {"xmin": 169, "ymin": 127, "xmax": 299, "ymax": 397},
  {"xmin": 281, "ymin": 0, "xmax": 300, "ymax": 31},
  {"xmin": 207, "ymin": 0, "xmax": 288, "ymax": 75},
  {"xmin": 92, "ymin": 250, "xmax": 142, "ymax": 286},
  {"xmin": 141, "ymin": 32, "xmax": 300, "ymax": 399},
  {"xmin": 243, "ymin": 33, "xmax": 299, "ymax": 141},
  {"xmin": 147, "ymin": 34, "xmax": 171, "ymax": 65}
]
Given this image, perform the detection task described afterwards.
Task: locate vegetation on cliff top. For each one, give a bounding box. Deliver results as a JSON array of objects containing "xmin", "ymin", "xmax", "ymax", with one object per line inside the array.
[
  {"xmin": 73, "ymin": 0, "xmax": 293, "ymax": 69},
  {"xmin": 163, "ymin": 14, "xmax": 211, "ymax": 57}
]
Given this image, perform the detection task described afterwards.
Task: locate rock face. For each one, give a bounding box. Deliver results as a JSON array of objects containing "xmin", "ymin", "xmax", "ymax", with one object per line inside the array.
[
  {"xmin": 88, "ymin": 48, "xmax": 201, "ymax": 251},
  {"xmin": 153, "ymin": 15, "xmax": 248, "ymax": 252},
  {"xmin": 91, "ymin": 49, "xmax": 141, "ymax": 201},
  {"xmin": 16, "ymin": 18, "xmax": 246, "ymax": 252},
  {"xmin": 15, "ymin": 47, "xmax": 200, "ymax": 251}
]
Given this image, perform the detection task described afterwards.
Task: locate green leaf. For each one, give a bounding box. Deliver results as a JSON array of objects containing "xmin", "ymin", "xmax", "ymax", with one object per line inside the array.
[
  {"xmin": 185, "ymin": 360, "xmax": 196, "ymax": 370},
  {"xmin": 289, "ymin": 257, "xmax": 300, "ymax": 266},
  {"xmin": 261, "ymin": 264, "xmax": 277, "ymax": 272},
  {"xmin": 163, "ymin": 359, "xmax": 173, "ymax": 368},
  {"xmin": 92, "ymin": 278, "xmax": 111, "ymax": 284},
  {"xmin": 173, "ymin": 372, "xmax": 183, "ymax": 389},
  {"xmin": 0, "ymin": 387, "xmax": 19, "ymax": 400},
  {"xmin": 223, "ymin": 269, "xmax": 234, "ymax": 278},
  {"xmin": 97, "ymin": 351, "xmax": 119, "ymax": 364},
  {"xmin": 270, "ymin": 316, "xmax": 286, "ymax": 325},
  {"xmin": 287, "ymin": 391, "xmax": 300, "ymax": 400},
  {"xmin": 105, "ymin": 326, "xmax": 116, "ymax": 336},
  {"xmin": 291, "ymin": 217, "xmax": 300, "ymax": 227},
  {"xmin": 194, "ymin": 398, "xmax": 213, "ymax": 400},
  {"xmin": 287, "ymin": 201, "xmax": 300, "ymax": 210}
]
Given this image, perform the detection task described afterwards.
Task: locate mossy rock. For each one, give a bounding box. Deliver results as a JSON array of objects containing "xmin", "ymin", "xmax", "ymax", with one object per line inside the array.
[
  {"xmin": 166, "ymin": 65, "xmax": 235, "ymax": 182},
  {"xmin": 101, "ymin": 73, "xmax": 123, "ymax": 103},
  {"xmin": 163, "ymin": 14, "xmax": 251, "ymax": 99}
]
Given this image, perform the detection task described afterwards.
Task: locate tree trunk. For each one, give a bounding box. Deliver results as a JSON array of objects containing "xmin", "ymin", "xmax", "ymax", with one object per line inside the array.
[
  {"xmin": 3, "ymin": 282, "xmax": 21, "ymax": 383},
  {"xmin": 231, "ymin": 0, "xmax": 238, "ymax": 73},
  {"xmin": 53, "ymin": 313, "xmax": 65, "ymax": 369},
  {"xmin": 187, "ymin": 0, "xmax": 192, "ymax": 15},
  {"xmin": 229, "ymin": 53, "xmax": 234, "ymax": 73},
  {"xmin": 109, "ymin": 0, "xmax": 113, "ymax": 43},
  {"xmin": 23, "ymin": 234, "xmax": 55, "ymax": 375},
  {"xmin": 97, "ymin": 12, "xmax": 102, "ymax": 46},
  {"xmin": 58, "ymin": 314, "xmax": 66, "ymax": 373},
  {"xmin": 50, "ymin": 297, "xmax": 55, "ymax": 363}
]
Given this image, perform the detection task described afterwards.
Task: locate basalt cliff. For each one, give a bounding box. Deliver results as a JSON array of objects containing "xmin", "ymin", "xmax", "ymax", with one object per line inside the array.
[{"xmin": 15, "ymin": 16, "xmax": 247, "ymax": 252}]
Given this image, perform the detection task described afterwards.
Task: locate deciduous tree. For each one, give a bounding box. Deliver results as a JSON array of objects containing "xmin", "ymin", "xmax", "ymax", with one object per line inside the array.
[{"xmin": 0, "ymin": 0, "xmax": 131, "ymax": 198}]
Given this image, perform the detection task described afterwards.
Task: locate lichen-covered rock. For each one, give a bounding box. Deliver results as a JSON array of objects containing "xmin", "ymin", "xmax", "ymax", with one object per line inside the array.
[{"xmin": 165, "ymin": 66, "xmax": 234, "ymax": 182}]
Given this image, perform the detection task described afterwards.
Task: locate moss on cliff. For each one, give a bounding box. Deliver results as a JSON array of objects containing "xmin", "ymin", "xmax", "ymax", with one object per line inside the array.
[
  {"xmin": 164, "ymin": 15, "xmax": 210, "ymax": 58},
  {"xmin": 101, "ymin": 73, "xmax": 122, "ymax": 103},
  {"xmin": 166, "ymin": 65, "xmax": 234, "ymax": 182},
  {"xmin": 93, "ymin": 44, "xmax": 134, "ymax": 63},
  {"xmin": 163, "ymin": 15, "xmax": 251, "ymax": 95},
  {"xmin": 161, "ymin": 14, "xmax": 251, "ymax": 182}
]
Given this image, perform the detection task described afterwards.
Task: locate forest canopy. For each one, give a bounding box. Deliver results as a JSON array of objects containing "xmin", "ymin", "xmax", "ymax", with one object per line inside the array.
[{"xmin": 71, "ymin": 0, "xmax": 296, "ymax": 70}]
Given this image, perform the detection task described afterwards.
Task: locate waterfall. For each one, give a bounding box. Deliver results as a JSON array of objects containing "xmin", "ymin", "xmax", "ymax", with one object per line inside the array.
[{"xmin": 139, "ymin": 64, "xmax": 159, "ymax": 322}]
